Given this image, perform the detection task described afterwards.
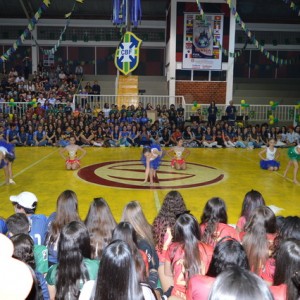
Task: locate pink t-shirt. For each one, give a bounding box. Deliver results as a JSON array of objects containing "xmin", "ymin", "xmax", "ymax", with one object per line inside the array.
[
  {"xmin": 156, "ymin": 227, "xmax": 173, "ymax": 263},
  {"xmin": 240, "ymin": 232, "xmax": 277, "ymax": 282},
  {"xmin": 200, "ymin": 223, "xmax": 240, "ymax": 247},
  {"xmin": 236, "ymin": 216, "xmax": 246, "ymax": 232},
  {"xmin": 186, "ymin": 274, "xmax": 215, "ymax": 300},
  {"xmin": 270, "ymin": 284, "xmax": 287, "ymax": 300},
  {"xmin": 165, "ymin": 242, "xmax": 213, "ymax": 299}
]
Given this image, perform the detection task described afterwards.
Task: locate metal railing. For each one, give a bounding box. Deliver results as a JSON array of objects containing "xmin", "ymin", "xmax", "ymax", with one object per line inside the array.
[
  {"xmin": 72, "ymin": 94, "xmax": 185, "ymax": 112},
  {"xmin": 0, "ymin": 96, "xmax": 298, "ymax": 125},
  {"xmin": 185, "ymin": 104, "xmax": 298, "ymax": 124}
]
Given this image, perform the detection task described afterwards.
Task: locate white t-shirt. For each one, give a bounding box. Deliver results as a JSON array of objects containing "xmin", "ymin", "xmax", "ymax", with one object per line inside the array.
[{"xmin": 266, "ymin": 147, "xmax": 277, "ymax": 160}]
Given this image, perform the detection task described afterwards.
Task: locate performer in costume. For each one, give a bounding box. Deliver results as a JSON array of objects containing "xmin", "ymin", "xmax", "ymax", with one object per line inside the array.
[
  {"xmin": 167, "ymin": 138, "xmax": 190, "ymax": 170},
  {"xmin": 0, "ymin": 139, "xmax": 16, "ymax": 184},
  {"xmin": 59, "ymin": 136, "xmax": 86, "ymax": 170},
  {"xmin": 141, "ymin": 144, "xmax": 163, "ymax": 185},
  {"xmin": 283, "ymin": 144, "xmax": 300, "ymax": 184},
  {"xmin": 258, "ymin": 138, "xmax": 280, "ymax": 171}
]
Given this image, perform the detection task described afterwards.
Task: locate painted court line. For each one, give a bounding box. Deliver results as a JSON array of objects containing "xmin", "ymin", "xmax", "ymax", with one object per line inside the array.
[
  {"xmin": 154, "ymin": 190, "xmax": 161, "ymax": 212},
  {"xmin": 234, "ymin": 149, "xmax": 294, "ymax": 183},
  {"xmin": 0, "ymin": 149, "xmax": 58, "ymax": 186}
]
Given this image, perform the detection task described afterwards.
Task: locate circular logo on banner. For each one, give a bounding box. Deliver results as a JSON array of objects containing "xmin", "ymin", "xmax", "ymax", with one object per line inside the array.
[{"xmin": 77, "ymin": 160, "xmax": 225, "ymax": 190}]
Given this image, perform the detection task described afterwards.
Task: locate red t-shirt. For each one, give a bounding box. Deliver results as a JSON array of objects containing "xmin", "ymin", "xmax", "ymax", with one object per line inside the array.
[
  {"xmin": 186, "ymin": 274, "xmax": 215, "ymax": 300},
  {"xmin": 236, "ymin": 216, "xmax": 246, "ymax": 232},
  {"xmin": 240, "ymin": 232, "xmax": 277, "ymax": 282},
  {"xmin": 270, "ymin": 284, "xmax": 287, "ymax": 300},
  {"xmin": 139, "ymin": 249, "xmax": 149, "ymax": 274},
  {"xmin": 165, "ymin": 242, "xmax": 213, "ymax": 299},
  {"xmin": 261, "ymin": 257, "xmax": 276, "ymax": 283},
  {"xmin": 156, "ymin": 227, "xmax": 173, "ymax": 264},
  {"xmin": 200, "ymin": 223, "xmax": 240, "ymax": 247}
]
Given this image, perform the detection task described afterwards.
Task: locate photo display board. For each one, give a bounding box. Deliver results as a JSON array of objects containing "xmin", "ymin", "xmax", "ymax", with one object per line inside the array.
[{"xmin": 182, "ymin": 13, "xmax": 224, "ymax": 70}]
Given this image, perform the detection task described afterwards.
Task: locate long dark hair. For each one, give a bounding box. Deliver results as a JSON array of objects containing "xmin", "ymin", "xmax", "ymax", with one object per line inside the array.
[
  {"xmin": 273, "ymin": 239, "xmax": 300, "ymax": 300},
  {"xmin": 273, "ymin": 216, "xmax": 300, "ymax": 255},
  {"xmin": 172, "ymin": 213, "xmax": 203, "ymax": 279},
  {"xmin": 240, "ymin": 190, "xmax": 265, "ymax": 223},
  {"xmin": 56, "ymin": 221, "xmax": 91, "ymax": 300},
  {"xmin": 242, "ymin": 206, "xmax": 276, "ymax": 274},
  {"xmin": 111, "ymin": 222, "xmax": 146, "ymax": 283},
  {"xmin": 200, "ymin": 197, "xmax": 228, "ymax": 245},
  {"xmin": 11, "ymin": 234, "xmax": 40, "ymax": 300},
  {"xmin": 84, "ymin": 197, "xmax": 117, "ymax": 259},
  {"xmin": 94, "ymin": 240, "xmax": 144, "ymax": 300},
  {"xmin": 152, "ymin": 191, "xmax": 187, "ymax": 252},
  {"xmin": 207, "ymin": 238, "xmax": 249, "ymax": 277},
  {"xmin": 47, "ymin": 190, "xmax": 81, "ymax": 245},
  {"xmin": 11, "ymin": 233, "xmax": 35, "ymax": 269}
]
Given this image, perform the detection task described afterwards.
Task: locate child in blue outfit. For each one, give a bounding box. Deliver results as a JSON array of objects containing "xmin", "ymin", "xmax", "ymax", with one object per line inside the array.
[
  {"xmin": 141, "ymin": 144, "xmax": 163, "ymax": 185},
  {"xmin": 258, "ymin": 138, "xmax": 280, "ymax": 171},
  {"xmin": 0, "ymin": 139, "xmax": 16, "ymax": 184}
]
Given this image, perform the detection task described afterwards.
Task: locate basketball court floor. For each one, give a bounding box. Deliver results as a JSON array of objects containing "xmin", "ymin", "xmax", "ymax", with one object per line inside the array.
[{"xmin": 0, "ymin": 147, "xmax": 299, "ymax": 224}]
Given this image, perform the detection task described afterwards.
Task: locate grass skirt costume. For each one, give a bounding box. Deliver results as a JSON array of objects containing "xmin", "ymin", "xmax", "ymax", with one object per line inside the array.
[{"xmin": 287, "ymin": 146, "xmax": 300, "ymax": 161}]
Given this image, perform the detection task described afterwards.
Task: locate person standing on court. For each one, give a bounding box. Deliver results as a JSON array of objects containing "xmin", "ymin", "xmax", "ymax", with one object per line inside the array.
[
  {"xmin": 208, "ymin": 101, "xmax": 218, "ymax": 127},
  {"xmin": 225, "ymin": 100, "xmax": 237, "ymax": 126}
]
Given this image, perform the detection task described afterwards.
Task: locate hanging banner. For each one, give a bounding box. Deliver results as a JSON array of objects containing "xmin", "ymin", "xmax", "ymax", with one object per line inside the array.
[
  {"xmin": 115, "ymin": 31, "xmax": 142, "ymax": 75},
  {"xmin": 182, "ymin": 13, "xmax": 224, "ymax": 70}
]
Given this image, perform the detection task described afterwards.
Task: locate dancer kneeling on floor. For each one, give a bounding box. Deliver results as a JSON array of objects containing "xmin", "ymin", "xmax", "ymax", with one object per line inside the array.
[
  {"xmin": 141, "ymin": 144, "xmax": 163, "ymax": 185},
  {"xmin": 60, "ymin": 136, "xmax": 86, "ymax": 170},
  {"xmin": 258, "ymin": 138, "xmax": 280, "ymax": 171},
  {"xmin": 167, "ymin": 138, "xmax": 190, "ymax": 170}
]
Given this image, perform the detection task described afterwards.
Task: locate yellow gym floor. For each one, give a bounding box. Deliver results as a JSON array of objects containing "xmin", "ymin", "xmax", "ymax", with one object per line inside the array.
[{"xmin": 0, "ymin": 147, "xmax": 299, "ymax": 224}]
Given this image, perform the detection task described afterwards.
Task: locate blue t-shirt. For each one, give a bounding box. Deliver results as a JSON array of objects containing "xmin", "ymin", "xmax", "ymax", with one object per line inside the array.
[
  {"xmin": 0, "ymin": 218, "xmax": 7, "ymax": 234},
  {"xmin": 28, "ymin": 214, "xmax": 48, "ymax": 245},
  {"xmin": 46, "ymin": 212, "xmax": 56, "ymax": 231},
  {"xmin": 36, "ymin": 271, "xmax": 50, "ymax": 300}
]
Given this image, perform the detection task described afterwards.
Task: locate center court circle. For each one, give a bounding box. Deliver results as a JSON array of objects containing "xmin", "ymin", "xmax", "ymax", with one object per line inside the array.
[{"xmin": 77, "ymin": 160, "xmax": 225, "ymax": 190}]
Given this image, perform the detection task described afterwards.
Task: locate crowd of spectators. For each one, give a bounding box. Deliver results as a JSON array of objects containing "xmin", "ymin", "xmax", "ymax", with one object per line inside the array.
[
  {"xmin": 1, "ymin": 189, "xmax": 299, "ymax": 300},
  {"xmin": 0, "ymin": 66, "xmax": 299, "ymax": 149}
]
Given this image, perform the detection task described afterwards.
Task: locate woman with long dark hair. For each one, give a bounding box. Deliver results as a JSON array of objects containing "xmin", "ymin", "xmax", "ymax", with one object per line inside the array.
[
  {"xmin": 94, "ymin": 240, "xmax": 145, "ymax": 300},
  {"xmin": 273, "ymin": 216, "xmax": 300, "ymax": 254},
  {"xmin": 236, "ymin": 189, "xmax": 266, "ymax": 232},
  {"xmin": 187, "ymin": 238, "xmax": 249, "ymax": 300},
  {"xmin": 242, "ymin": 206, "xmax": 277, "ymax": 282},
  {"xmin": 152, "ymin": 190, "xmax": 187, "ymax": 292},
  {"xmin": 84, "ymin": 197, "xmax": 117, "ymax": 260},
  {"xmin": 46, "ymin": 221, "xmax": 99, "ymax": 300},
  {"xmin": 111, "ymin": 222, "xmax": 148, "ymax": 283},
  {"xmin": 46, "ymin": 190, "xmax": 81, "ymax": 265},
  {"xmin": 164, "ymin": 213, "xmax": 213, "ymax": 299},
  {"xmin": 273, "ymin": 239, "xmax": 300, "ymax": 300},
  {"xmin": 200, "ymin": 197, "xmax": 239, "ymax": 248},
  {"xmin": 11, "ymin": 233, "xmax": 50, "ymax": 300}
]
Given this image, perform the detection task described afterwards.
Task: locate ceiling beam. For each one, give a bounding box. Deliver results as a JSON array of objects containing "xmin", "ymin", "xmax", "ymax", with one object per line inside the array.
[{"xmin": 18, "ymin": 0, "xmax": 31, "ymax": 20}]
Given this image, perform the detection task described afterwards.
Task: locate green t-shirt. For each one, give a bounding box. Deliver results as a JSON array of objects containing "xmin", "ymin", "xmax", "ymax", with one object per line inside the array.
[
  {"xmin": 34, "ymin": 244, "xmax": 48, "ymax": 274},
  {"xmin": 46, "ymin": 258, "xmax": 100, "ymax": 288}
]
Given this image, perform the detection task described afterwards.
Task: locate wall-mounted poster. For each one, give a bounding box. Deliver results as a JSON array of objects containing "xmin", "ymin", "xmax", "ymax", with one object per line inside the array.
[{"xmin": 182, "ymin": 13, "xmax": 224, "ymax": 70}]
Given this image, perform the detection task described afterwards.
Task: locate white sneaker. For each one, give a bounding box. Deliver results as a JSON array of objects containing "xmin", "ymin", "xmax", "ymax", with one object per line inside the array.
[{"xmin": 9, "ymin": 179, "xmax": 16, "ymax": 184}]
